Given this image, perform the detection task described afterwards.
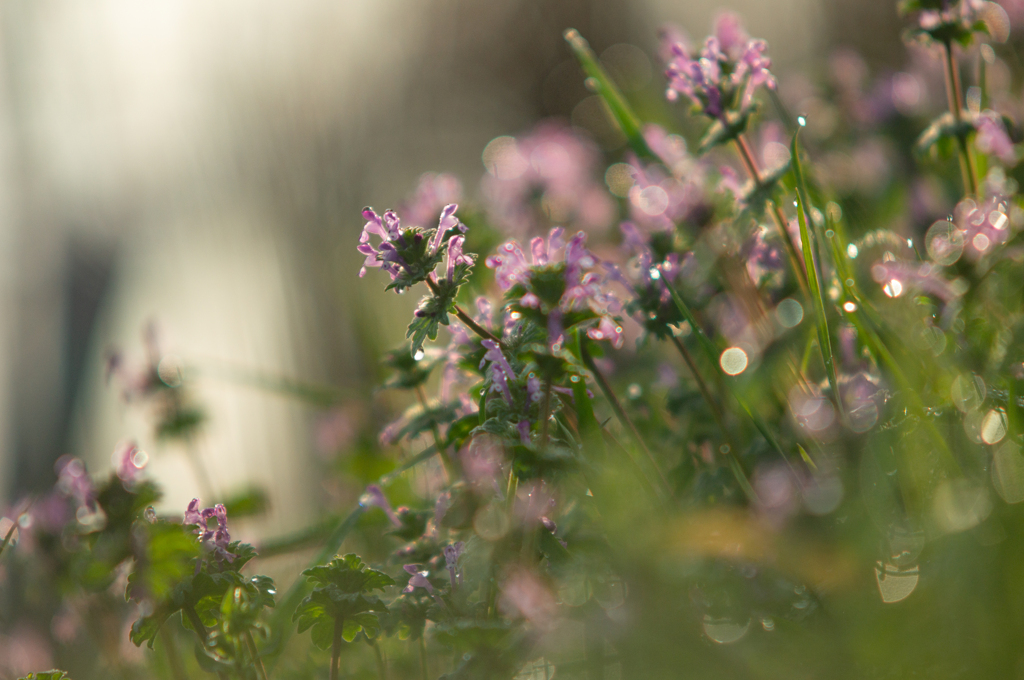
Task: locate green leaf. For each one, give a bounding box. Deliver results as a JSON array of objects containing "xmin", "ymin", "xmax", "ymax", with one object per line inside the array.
[
  {"xmin": 17, "ymin": 671, "xmax": 71, "ymax": 680},
  {"xmin": 791, "ymin": 130, "xmax": 841, "ymax": 417},
  {"xmin": 563, "ymin": 29, "xmax": 653, "ymax": 159}
]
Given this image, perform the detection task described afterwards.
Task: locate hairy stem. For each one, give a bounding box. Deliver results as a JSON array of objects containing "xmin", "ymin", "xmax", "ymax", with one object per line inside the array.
[
  {"xmin": 245, "ymin": 630, "xmax": 270, "ymax": 680},
  {"xmin": 734, "ymin": 134, "xmax": 810, "ymax": 296},
  {"xmin": 942, "ymin": 40, "xmax": 978, "ymax": 196},
  {"xmin": 331, "ymin": 616, "xmax": 344, "ymax": 680},
  {"xmin": 580, "ymin": 342, "xmax": 671, "ymax": 498},
  {"xmin": 182, "ymin": 604, "xmax": 229, "ymax": 680},
  {"xmin": 414, "ymin": 384, "xmax": 455, "ymax": 479},
  {"xmin": 539, "ymin": 378, "xmax": 553, "ymax": 451},
  {"xmin": 0, "ymin": 520, "xmax": 17, "ymax": 560},
  {"xmin": 425, "ymin": 277, "xmax": 500, "ymax": 344}
]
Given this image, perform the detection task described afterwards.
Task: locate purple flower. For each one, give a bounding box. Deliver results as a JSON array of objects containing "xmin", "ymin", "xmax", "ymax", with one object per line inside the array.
[
  {"xmin": 403, "ymin": 564, "xmax": 435, "ymax": 594},
  {"xmin": 480, "ymin": 122, "xmax": 614, "ymax": 237},
  {"xmin": 360, "ymin": 485, "xmax": 402, "ymax": 527},
  {"xmin": 663, "ymin": 13, "xmax": 776, "ymax": 119},
  {"xmin": 184, "ymin": 499, "xmax": 235, "ymax": 563},
  {"xmin": 741, "ymin": 225, "xmax": 785, "ymax": 288},
  {"xmin": 480, "ymin": 340, "xmax": 516, "ymax": 406},
  {"xmin": 445, "ymin": 234, "xmax": 473, "ymax": 283},
  {"xmin": 586, "ymin": 316, "xmax": 624, "ymax": 349},
  {"xmin": 443, "ymin": 541, "xmax": 465, "ymax": 587},
  {"xmin": 357, "ymin": 208, "xmax": 407, "ymax": 280}
]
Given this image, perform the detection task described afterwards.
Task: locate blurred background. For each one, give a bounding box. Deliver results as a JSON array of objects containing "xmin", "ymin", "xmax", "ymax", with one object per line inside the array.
[{"xmin": 0, "ymin": 0, "xmax": 905, "ymax": 535}]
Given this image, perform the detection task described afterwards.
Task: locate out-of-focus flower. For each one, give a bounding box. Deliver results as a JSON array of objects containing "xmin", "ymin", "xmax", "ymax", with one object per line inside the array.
[
  {"xmin": 499, "ymin": 570, "xmax": 557, "ymax": 630},
  {"xmin": 480, "ymin": 340, "xmax": 517, "ymax": 407},
  {"xmin": 486, "ymin": 229, "xmax": 622, "ymax": 348},
  {"xmin": 403, "ymin": 564, "xmax": 435, "ymax": 594},
  {"xmin": 741, "ymin": 225, "xmax": 785, "ymax": 288},
  {"xmin": 481, "ymin": 122, "xmax": 614, "ymax": 237},
  {"xmin": 461, "ymin": 436, "xmax": 505, "ymax": 496},
  {"xmin": 55, "ymin": 456, "xmax": 95, "ymax": 511},
  {"xmin": 184, "ymin": 499, "xmax": 235, "ymax": 563},
  {"xmin": 953, "ymin": 195, "xmax": 1013, "ymax": 259},
  {"xmin": 359, "ymin": 485, "xmax": 402, "ymax": 527},
  {"xmin": 113, "ymin": 441, "xmax": 147, "ymax": 485},
  {"xmin": 399, "ymin": 173, "xmax": 463, "ymax": 229},
  {"xmin": 975, "ymin": 111, "xmax": 1017, "ymax": 164},
  {"xmin": 871, "ymin": 260, "xmax": 962, "ymax": 301},
  {"xmin": 443, "ymin": 541, "xmax": 465, "ymax": 587}
]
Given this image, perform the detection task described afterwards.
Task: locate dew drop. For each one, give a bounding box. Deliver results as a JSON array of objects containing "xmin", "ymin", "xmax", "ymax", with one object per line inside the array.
[
  {"xmin": 875, "ymin": 561, "xmax": 920, "ymax": 603},
  {"xmin": 847, "ymin": 244, "xmax": 859, "ymax": 258},
  {"xmin": 413, "ymin": 349, "xmax": 425, "ymax": 361},
  {"xmin": 648, "ymin": 267, "xmax": 661, "ymax": 280},
  {"xmin": 797, "ymin": 115, "xmax": 807, "ymax": 127},
  {"xmin": 702, "ymin": 615, "xmax": 751, "ymax": 644},
  {"xmin": 720, "ymin": 347, "xmax": 749, "ymax": 375}
]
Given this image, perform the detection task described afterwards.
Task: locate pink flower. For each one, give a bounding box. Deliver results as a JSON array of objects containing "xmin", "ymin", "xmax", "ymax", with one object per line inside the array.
[
  {"xmin": 113, "ymin": 441, "xmax": 146, "ymax": 484},
  {"xmin": 402, "ymin": 564, "xmax": 435, "ymax": 594},
  {"xmin": 398, "ymin": 173, "xmax": 463, "ymax": 229},
  {"xmin": 481, "ymin": 122, "xmax": 614, "ymax": 236},
  {"xmin": 360, "ymin": 485, "xmax": 402, "ymax": 527},
  {"xmin": 184, "ymin": 499, "xmax": 235, "ymax": 563},
  {"xmin": 976, "ymin": 112, "xmax": 1016, "ymax": 165}
]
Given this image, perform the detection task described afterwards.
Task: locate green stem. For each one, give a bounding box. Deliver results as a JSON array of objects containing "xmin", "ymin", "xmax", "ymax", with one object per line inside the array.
[
  {"xmin": 419, "ymin": 635, "xmax": 429, "ymax": 680},
  {"xmin": 425, "ymin": 277, "xmax": 499, "ymax": 344},
  {"xmin": 791, "ymin": 132, "xmax": 843, "ymax": 421},
  {"xmin": 0, "ymin": 519, "xmax": 17, "ymax": 559},
  {"xmin": 245, "ymin": 630, "xmax": 270, "ymax": 680},
  {"xmin": 563, "ymin": 29, "xmax": 654, "ymax": 159},
  {"xmin": 580, "ymin": 342, "xmax": 671, "ymax": 498},
  {"xmin": 371, "ymin": 638, "xmax": 388, "ymax": 680},
  {"xmin": 942, "ymin": 40, "xmax": 978, "ymax": 197},
  {"xmin": 539, "ymin": 378, "xmax": 553, "ymax": 451},
  {"xmin": 331, "ymin": 616, "xmax": 344, "ymax": 680},
  {"xmin": 182, "ymin": 604, "xmax": 228, "ymax": 680},
  {"xmin": 159, "ymin": 625, "xmax": 188, "ymax": 680},
  {"xmin": 734, "ymin": 134, "xmax": 809, "ymax": 296},
  {"xmin": 415, "ymin": 384, "xmax": 456, "ymax": 479},
  {"xmin": 667, "ymin": 335, "xmax": 758, "ymax": 502}
]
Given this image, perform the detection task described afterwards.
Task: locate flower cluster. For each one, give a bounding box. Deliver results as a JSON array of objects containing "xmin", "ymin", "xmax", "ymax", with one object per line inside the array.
[
  {"xmin": 663, "ymin": 12, "xmax": 776, "ymax": 120},
  {"xmin": 184, "ymin": 499, "xmax": 235, "ymax": 563}
]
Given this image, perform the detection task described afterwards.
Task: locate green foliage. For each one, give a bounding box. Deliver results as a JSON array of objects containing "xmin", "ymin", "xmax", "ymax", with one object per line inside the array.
[
  {"xmin": 17, "ymin": 672, "xmax": 71, "ymax": 680},
  {"xmin": 293, "ymin": 554, "xmax": 395, "ymax": 649}
]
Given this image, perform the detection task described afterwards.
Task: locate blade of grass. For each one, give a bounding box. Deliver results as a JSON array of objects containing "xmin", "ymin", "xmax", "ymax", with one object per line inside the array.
[
  {"xmin": 791, "ymin": 130, "xmax": 842, "ymax": 418},
  {"xmin": 563, "ymin": 29, "xmax": 654, "ymax": 160}
]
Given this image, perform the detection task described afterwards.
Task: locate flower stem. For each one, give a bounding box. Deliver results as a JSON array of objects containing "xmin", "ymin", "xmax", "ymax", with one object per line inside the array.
[
  {"xmin": 425, "ymin": 277, "xmax": 500, "ymax": 344},
  {"xmin": 331, "ymin": 616, "xmax": 344, "ymax": 680},
  {"xmin": 182, "ymin": 604, "xmax": 229, "ymax": 680},
  {"xmin": 579, "ymin": 342, "xmax": 671, "ymax": 498},
  {"xmin": 734, "ymin": 134, "xmax": 809, "ymax": 297},
  {"xmin": 414, "ymin": 384, "xmax": 456, "ymax": 480},
  {"xmin": 418, "ymin": 635, "xmax": 429, "ymax": 680},
  {"xmin": 371, "ymin": 638, "xmax": 387, "ymax": 680},
  {"xmin": 0, "ymin": 519, "xmax": 17, "ymax": 560},
  {"xmin": 159, "ymin": 626, "xmax": 188, "ymax": 680},
  {"xmin": 245, "ymin": 630, "xmax": 270, "ymax": 680},
  {"xmin": 539, "ymin": 378, "xmax": 553, "ymax": 450},
  {"xmin": 942, "ymin": 40, "xmax": 978, "ymax": 197}
]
